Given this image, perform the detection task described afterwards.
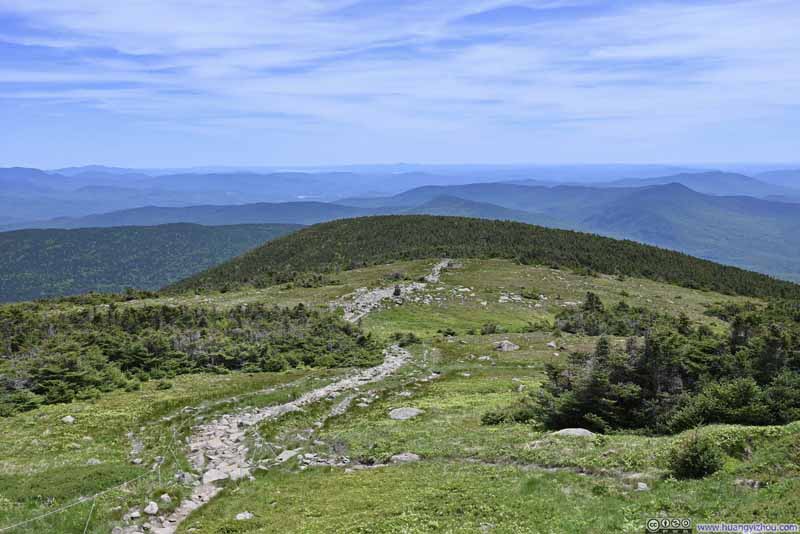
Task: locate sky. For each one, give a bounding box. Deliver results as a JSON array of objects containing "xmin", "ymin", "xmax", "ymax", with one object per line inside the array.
[{"xmin": 1, "ymin": 0, "xmax": 799, "ymax": 168}]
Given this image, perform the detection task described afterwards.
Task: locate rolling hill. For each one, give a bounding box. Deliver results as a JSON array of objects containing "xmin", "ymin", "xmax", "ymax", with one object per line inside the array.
[
  {"xmin": 582, "ymin": 184, "xmax": 800, "ymax": 281},
  {"xmin": 0, "ymin": 223, "xmax": 300, "ymax": 302},
  {"xmin": 169, "ymin": 215, "xmax": 800, "ymax": 299},
  {"xmin": 340, "ymin": 182, "xmax": 800, "ymax": 280},
  {"xmin": 404, "ymin": 195, "xmax": 566, "ymax": 227}
]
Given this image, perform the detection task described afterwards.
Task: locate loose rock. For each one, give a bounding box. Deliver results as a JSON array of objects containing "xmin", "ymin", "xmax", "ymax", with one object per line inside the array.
[
  {"xmin": 494, "ymin": 340, "xmax": 519, "ymax": 352},
  {"xmin": 389, "ymin": 407, "xmax": 424, "ymax": 420},
  {"xmin": 390, "ymin": 452, "xmax": 421, "ymax": 463},
  {"xmin": 275, "ymin": 448, "xmax": 303, "ymax": 463},
  {"xmin": 202, "ymin": 469, "xmax": 228, "ymax": 484}
]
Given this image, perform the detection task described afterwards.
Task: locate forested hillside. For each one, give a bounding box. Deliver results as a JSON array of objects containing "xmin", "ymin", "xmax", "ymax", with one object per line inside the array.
[
  {"xmin": 341, "ymin": 183, "xmax": 800, "ymax": 280},
  {"xmin": 0, "ymin": 223, "xmax": 300, "ymax": 302},
  {"xmin": 170, "ymin": 215, "xmax": 800, "ymax": 299}
]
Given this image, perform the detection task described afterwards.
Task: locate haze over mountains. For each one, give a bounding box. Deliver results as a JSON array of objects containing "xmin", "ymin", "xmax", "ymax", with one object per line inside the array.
[
  {"xmin": 3, "ymin": 164, "xmax": 798, "ymax": 226},
  {"xmin": 2, "ymin": 163, "xmax": 800, "ymax": 300}
]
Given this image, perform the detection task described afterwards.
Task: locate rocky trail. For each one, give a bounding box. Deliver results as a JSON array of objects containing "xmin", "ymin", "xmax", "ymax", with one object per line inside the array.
[
  {"xmin": 114, "ymin": 260, "xmax": 450, "ymax": 534},
  {"xmin": 333, "ymin": 259, "xmax": 451, "ymax": 322}
]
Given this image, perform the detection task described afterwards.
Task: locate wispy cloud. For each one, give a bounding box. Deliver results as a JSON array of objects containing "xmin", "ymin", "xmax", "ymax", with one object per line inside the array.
[{"xmin": 0, "ymin": 0, "xmax": 798, "ymax": 166}]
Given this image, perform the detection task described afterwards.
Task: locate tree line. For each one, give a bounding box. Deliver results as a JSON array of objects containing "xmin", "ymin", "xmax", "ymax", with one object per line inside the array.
[{"xmin": 0, "ymin": 301, "xmax": 380, "ymax": 416}]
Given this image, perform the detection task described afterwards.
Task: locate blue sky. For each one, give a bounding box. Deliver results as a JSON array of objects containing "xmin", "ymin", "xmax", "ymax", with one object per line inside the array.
[{"xmin": 1, "ymin": 0, "xmax": 798, "ymax": 167}]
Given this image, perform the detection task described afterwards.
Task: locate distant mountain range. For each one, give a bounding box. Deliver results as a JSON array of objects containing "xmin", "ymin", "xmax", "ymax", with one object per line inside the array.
[
  {"xmin": 4, "ymin": 164, "xmax": 800, "ymax": 292},
  {"xmin": 35, "ymin": 202, "xmax": 373, "ymax": 228},
  {"xmin": 601, "ymin": 171, "xmax": 799, "ymax": 198},
  {"xmin": 757, "ymin": 169, "xmax": 800, "ymax": 189},
  {"xmin": 0, "ymin": 223, "xmax": 299, "ymax": 302},
  {"xmin": 6, "ymin": 177, "xmax": 800, "ymax": 282},
  {"xmin": 4, "ymin": 165, "xmax": 799, "ymax": 225},
  {"xmin": 507, "ymin": 171, "xmax": 800, "ymax": 198}
]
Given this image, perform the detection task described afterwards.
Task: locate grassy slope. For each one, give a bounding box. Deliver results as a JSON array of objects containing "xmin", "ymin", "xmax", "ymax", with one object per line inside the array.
[
  {"xmin": 0, "ymin": 368, "xmax": 345, "ymax": 533},
  {"xmin": 177, "ymin": 260, "xmax": 799, "ymax": 533},
  {"xmin": 1, "ymin": 259, "xmax": 797, "ymax": 533},
  {"xmin": 0, "ymin": 223, "xmax": 300, "ymax": 302}
]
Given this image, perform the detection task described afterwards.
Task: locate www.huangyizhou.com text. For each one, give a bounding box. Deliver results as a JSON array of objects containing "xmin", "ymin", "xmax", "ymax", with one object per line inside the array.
[{"xmin": 696, "ymin": 523, "xmax": 799, "ymax": 533}]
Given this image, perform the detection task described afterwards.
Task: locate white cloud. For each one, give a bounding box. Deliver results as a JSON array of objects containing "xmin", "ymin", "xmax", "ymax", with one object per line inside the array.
[{"xmin": 1, "ymin": 0, "xmax": 798, "ymax": 164}]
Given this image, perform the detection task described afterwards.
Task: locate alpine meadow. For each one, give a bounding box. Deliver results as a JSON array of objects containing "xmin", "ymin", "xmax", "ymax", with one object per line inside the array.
[{"xmin": 1, "ymin": 1, "xmax": 799, "ymax": 533}]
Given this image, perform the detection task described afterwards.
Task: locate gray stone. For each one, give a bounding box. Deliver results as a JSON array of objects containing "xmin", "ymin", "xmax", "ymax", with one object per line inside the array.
[
  {"xmin": 202, "ymin": 469, "xmax": 228, "ymax": 484},
  {"xmin": 390, "ymin": 452, "xmax": 421, "ymax": 463},
  {"xmin": 235, "ymin": 511, "xmax": 254, "ymax": 521},
  {"xmin": 227, "ymin": 467, "xmax": 250, "ymax": 481},
  {"xmin": 494, "ymin": 340, "xmax": 519, "ymax": 352},
  {"xmin": 160, "ymin": 493, "xmax": 172, "ymax": 504},
  {"xmin": 86, "ymin": 458, "xmax": 102, "ymax": 465},
  {"xmin": 636, "ymin": 482, "xmax": 649, "ymax": 491},
  {"xmin": 389, "ymin": 407, "xmax": 424, "ymax": 420},
  {"xmin": 553, "ymin": 428, "xmax": 595, "ymax": 438},
  {"xmin": 175, "ymin": 471, "xmax": 196, "ymax": 484},
  {"xmin": 275, "ymin": 448, "xmax": 302, "ymax": 463},
  {"xmin": 61, "ymin": 415, "xmax": 75, "ymax": 424},
  {"xmin": 144, "ymin": 501, "xmax": 159, "ymax": 515},
  {"xmin": 735, "ymin": 478, "xmax": 762, "ymax": 489}
]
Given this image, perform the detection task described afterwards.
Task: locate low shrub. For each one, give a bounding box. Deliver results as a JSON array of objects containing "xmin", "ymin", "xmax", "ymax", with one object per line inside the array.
[{"xmin": 668, "ymin": 432, "xmax": 724, "ymax": 479}]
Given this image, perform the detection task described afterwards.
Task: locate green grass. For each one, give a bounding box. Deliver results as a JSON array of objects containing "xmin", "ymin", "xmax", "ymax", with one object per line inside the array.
[
  {"xmin": 363, "ymin": 259, "xmax": 750, "ymax": 337},
  {"xmin": 182, "ymin": 330, "xmax": 800, "ymax": 533},
  {"xmin": 0, "ymin": 369, "xmax": 342, "ymax": 533},
  {"xmin": 125, "ymin": 260, "xmax": 435, "ymax": 311},
  {"xmin": 0, "ymin": 258, "xmax": 791, "ymax": 533},
  {"xmin": 181, "ymin": 456, "xmax": 800, "ymax": 534}
]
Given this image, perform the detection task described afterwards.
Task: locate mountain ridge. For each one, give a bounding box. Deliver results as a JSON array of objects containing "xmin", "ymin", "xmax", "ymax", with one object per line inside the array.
[{"xmin": 169, "ymin": 215, "xmax": 800, "ymax": 299}]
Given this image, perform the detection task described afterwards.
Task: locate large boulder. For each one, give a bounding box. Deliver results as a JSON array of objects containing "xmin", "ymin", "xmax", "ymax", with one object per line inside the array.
[
  {"xmin": 389, "ymin": 407, "xmax": 424, "ymax": 420},
  {"xmin": 553, "ymin": 428, "xmax": 595, "ymax": 438}
]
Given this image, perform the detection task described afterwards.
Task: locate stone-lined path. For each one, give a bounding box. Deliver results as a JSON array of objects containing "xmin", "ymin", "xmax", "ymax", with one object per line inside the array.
[
  {"xmin": 114, "ymin": 260, "xmax": 450, "ymax": 533},
  {"xmin": 334, "ymin": 259, "xmax": 451, "ymax": 322}
]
